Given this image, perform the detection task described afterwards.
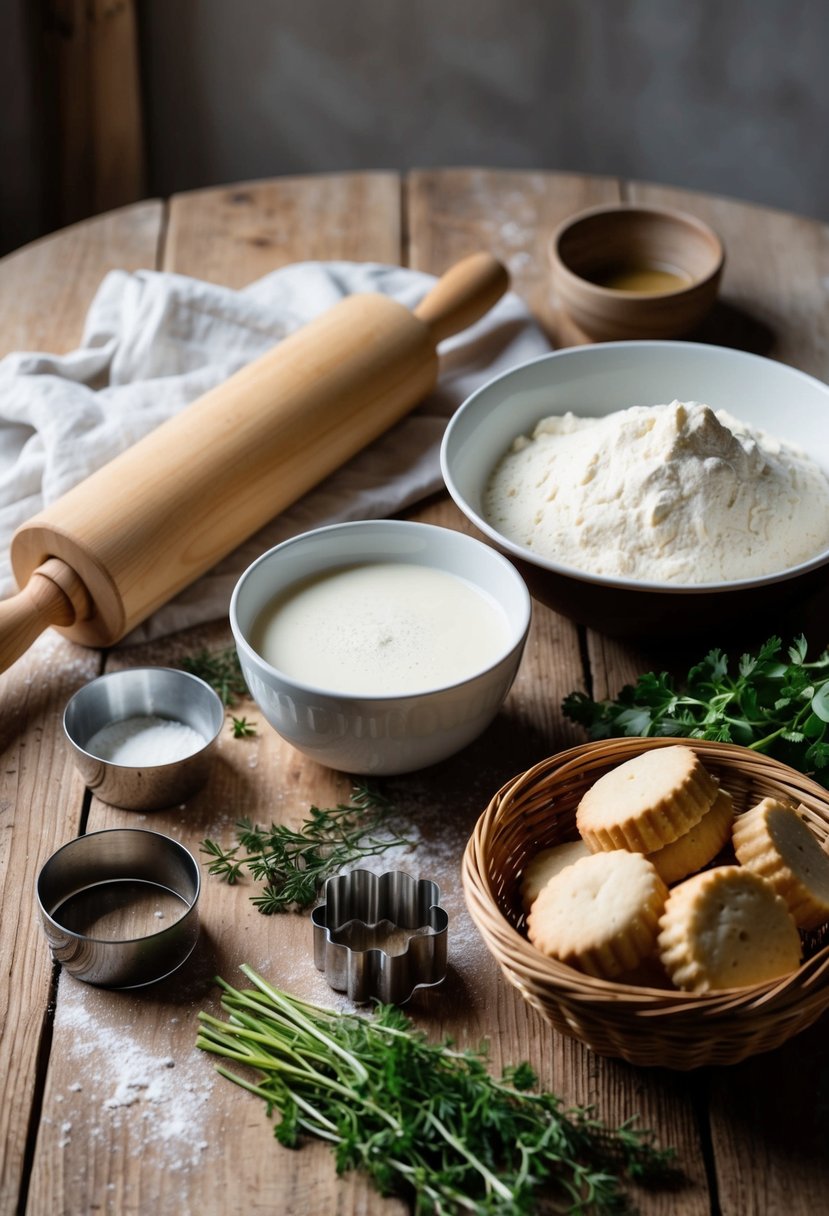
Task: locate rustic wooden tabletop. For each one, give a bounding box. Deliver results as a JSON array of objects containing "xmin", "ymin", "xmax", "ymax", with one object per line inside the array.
[{"xmin": 2, "ymin": 169, "xmax": 828, "ymax": 1216}]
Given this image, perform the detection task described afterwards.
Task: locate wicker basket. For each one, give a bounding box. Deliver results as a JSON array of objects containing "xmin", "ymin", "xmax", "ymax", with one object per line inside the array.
[{"xmin": 462, "ymin": 737, "xmax": 829, "ymax": 1070}]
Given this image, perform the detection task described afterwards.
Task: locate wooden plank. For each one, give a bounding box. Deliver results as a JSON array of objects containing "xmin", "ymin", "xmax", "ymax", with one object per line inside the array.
[
  {"xmin": 630, "ymin": 186, "xmax": 829, "ymax": 1216},
  {"xmin": 0, "ymin": 634, "xmax": 102, "ymax": 1216},
  {"xmin": 23, "ymin": 168, "xmax": 829, "ymax": 1215},
  {"xmin": 626, "ymin": 179, "xmax": 829, "ymax": 379},
  {"xmin": 0, "ymin": 200, "xmax": 163, "ymax": 359},
  {"xmin": 85, "ymin": 0, "xmax": 147, "ymax": 214},
  {"xmin": 407, "ymin": 169, "xmax": 710, "ymax": 1213},
  {"xmin": 407, "ymin": 166, "xmax": 621, "ymax": 346},
  {"xmin": 26, "ymin": 623, "xmax": 404, "ymax": 1216},
  {"xmin": 164, "ymin": 172, "xmax": 402, "ymax": 288},
  {"xmin": 0, "ymin": 197, "xmax": 163, "ymax": 1215},
  {"xmin": 42, "ymin": 0, "xmax": 146, "ymax": 225},
  {"xmin": 708, "ymin": 1017, "xmax": 829, "ymax": 1214},
  {"xmin": 26, "ymin": 174, "xmax": 407, "ymax": 1216},
  {"xmin": 585, "ymin": 181, "xmax": 829, "ymax": 1215}
]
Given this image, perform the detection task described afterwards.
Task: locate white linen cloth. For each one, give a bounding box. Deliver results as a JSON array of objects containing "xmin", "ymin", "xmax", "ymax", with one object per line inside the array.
[{"xmin": 0, "ymin": 261, "xmax": 551, "ymax": 643}]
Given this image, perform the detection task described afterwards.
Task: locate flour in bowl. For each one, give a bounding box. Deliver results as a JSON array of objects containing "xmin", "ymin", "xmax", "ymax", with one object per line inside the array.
[{"xmin": 483, "ymin": 400, "xmax": 829, "ymax": 583}]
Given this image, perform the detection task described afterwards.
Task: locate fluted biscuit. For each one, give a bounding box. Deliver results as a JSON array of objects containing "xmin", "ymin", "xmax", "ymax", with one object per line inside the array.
[
  {"xmin": 645, "ymin": 788, "xmax": 734, "ymax": 885},
  {"xmin": 732, "ymin": 797, "xmax": 829, "ymax": 931},
  {"xmin": 576, "ymin": 745, "xmax": 718, "ymax": 853},
  {"xmin": 527, "ymin": 851, "xmax": 668, "ymax": 980},
  {"xmin": 657, "ymin": 865, "xmax": 801, "ymax": 992},
  {"xmin": 520, "ymin": 840, "xmax": 592, "ymax": 913}
]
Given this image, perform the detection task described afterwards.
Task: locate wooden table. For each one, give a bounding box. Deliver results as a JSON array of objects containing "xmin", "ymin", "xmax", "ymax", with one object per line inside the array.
[{"xmin": 2, "ymin": 169, "xmax": 828, "ymax": 1216}]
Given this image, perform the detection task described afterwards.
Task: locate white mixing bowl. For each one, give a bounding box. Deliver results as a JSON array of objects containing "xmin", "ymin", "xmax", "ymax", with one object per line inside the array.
[
  {"xmin": 230, "ymin": 520, "xmax": 531, "ymax": 775},
  {"xmin": 440, "ymin": 340, "xmax": 829, "ymax": 637}
]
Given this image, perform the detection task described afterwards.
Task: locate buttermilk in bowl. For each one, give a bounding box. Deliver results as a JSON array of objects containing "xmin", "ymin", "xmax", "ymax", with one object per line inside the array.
[
  {"xmin": 483, "ymin": 400, "xmax": 829, "ymax": 583},
  {"xmin": 249, "ymin": 561, "xmax": 512, "ymax": 696}
]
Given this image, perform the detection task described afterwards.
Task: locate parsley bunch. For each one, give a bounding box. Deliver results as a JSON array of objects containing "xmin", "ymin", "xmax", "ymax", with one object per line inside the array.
[
  {"xmin": 563, "ymin": 635, "xmax": 829, "ymax": 783},
  {"xmin": 201, "ymin": 784, "xmax": 413, "ymax": 912},
  {"xmin": 197, "ymin": 967, "xmax": 676, "ymax": 1214}
]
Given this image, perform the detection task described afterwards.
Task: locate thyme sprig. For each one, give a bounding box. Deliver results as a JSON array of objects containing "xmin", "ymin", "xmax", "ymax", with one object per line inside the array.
[
  {"xmin": 563, "ymin": 635, "xmax": 829, "ymax": 785},
  {"xmin": 181, "ymin": 646, "xmax": 248, "ymax": 707},
  {"xmin": 201, "ymin": 784, "xmax": 413, "ymax": 912},
  {"xmin": 197, "ymin": 967, "xmax": 678, "ymax": 1215}
]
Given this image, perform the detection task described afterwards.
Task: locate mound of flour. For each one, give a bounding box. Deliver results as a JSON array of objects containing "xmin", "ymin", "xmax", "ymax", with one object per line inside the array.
[{"xmin": 483, "ymin": 400, "xmax": 829, "ymax": 583}]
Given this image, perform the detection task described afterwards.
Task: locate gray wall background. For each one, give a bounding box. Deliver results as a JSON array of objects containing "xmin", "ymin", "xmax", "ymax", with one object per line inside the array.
[
  {"xmin": 3, "ymin": 0, "xmax": 828, "ymax": 255},
  {"xmin": 138, "ymin": 0, "xmax": 829, "ymax": 220}
]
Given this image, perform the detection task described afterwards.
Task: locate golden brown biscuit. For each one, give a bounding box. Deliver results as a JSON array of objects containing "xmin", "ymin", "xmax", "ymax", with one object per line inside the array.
[
  {"xmin": 519, "ymin": 840, "xmax": 592, "ymax": 913},
  {"xmin": 526, "ymin": 850, "xmax": 668, "ymax": 980},
  {"xmin": 732, "ymin": 797, "xmax": 829, "ymax": 931},
  {"xmin": 576, "ymin": 744, "xmax": 718, "ymax": 853},
  {"xmin": 645, "ymin": 788, "xmax": 734, "ymax": 885},
  {"xmin": 657, "ymin": 865, "xmax": 801, "ymax": 992}
]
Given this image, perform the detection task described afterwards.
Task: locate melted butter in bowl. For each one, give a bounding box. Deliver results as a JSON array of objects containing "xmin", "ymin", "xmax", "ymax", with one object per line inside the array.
[
  {"xmin": 586, "ymin": 265, "xmax": 692, "ymax": 294},
  {"xmin": 549, "ymin": 203, "xmax": 724, "ymax": 338}
]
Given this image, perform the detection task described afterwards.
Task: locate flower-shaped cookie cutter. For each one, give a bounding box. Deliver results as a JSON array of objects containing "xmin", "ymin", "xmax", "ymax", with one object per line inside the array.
[{"xmin": 311, "ymin": 869, "xmax": 448, "ymax": 1004}]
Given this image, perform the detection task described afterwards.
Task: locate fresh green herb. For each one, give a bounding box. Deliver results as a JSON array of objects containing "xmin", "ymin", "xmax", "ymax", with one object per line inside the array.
[
  {"xmin": 231, "ymin": 715, "xmax": 257, "ymax": 738},
  {"xmin": 563, "ymin": 635, "xmax": 829, "ymax": 784},
  {"xmin": 201, "ymin": 783, "xmax": 412, "ymax": 912},
  {"xmin": 181, "ymin": 646, "xmax": 248, "ymax": 707},
  {"xmin": 197, "ymin": 967, "xmax": 677, "ymax": 1215}
]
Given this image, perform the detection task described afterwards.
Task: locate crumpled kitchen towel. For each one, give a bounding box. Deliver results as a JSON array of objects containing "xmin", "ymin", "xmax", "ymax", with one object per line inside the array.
[{"xmin": 0, "ymin": 260, "xmax": 551, "ymax": 643}]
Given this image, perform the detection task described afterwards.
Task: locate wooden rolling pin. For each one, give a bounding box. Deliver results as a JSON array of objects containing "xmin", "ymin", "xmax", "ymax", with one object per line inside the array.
[{"xmin": 0, "ymin": 252, "xmax": 509, "ymax": 672}]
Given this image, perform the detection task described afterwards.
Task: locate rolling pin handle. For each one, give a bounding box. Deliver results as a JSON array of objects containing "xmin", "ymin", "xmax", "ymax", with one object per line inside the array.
[
  {"xmin": 414, "ymin": 251, "xmax": 510, "ymax": 345},
  {"xmin": 0, "ymin": 558, "xmax": 91, "ymax": 674}
]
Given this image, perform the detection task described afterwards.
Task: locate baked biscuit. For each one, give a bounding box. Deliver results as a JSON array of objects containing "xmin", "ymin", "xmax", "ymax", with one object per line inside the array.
[
  {"xmin": 576, "ymin": 745, "xmax": 718, "ymax": 853},
  {"xmin": 520, "ymin": 839, "xmax": 592, "ymax": 913},
  {"xmin": 732, "ymin": 797, "xmax": 829, "ymax": 931},
  {"xmin": 657, "ymin": 865, "xmax": 801, "ymax": 992},
  {"xmin": 645, "ymin": 788, "xmax": 734, "ymax": 885},
  {"xmin": 526, "ymin": 850, "xmax": 668, "ymax": 980}
]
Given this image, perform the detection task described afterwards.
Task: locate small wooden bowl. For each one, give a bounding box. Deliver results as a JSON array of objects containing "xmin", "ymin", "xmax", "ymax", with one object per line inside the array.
[
  {"xmin": 462, "ymin": 737, "xmax": 829, "ymax": 1070},
  {"xmin": 550, "ymin": 204, "xmax": 724, "ymax": 340}
]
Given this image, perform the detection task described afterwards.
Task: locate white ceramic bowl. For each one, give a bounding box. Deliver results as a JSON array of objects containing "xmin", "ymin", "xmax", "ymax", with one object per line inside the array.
[
  {"xmin": 440, "ymin": 341, "xmax": 829, "ymax": 637},
  {"xmin": 229, "ymin": 520, "xmax": 532, "ymax": 775}
]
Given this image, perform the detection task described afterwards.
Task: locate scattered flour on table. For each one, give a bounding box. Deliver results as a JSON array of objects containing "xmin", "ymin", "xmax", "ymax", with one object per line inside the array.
[
  {"xmin": 21, "ymin": 630, "xmax": 98, "ymax": 689},
  {"xmin": 43, "ymin": 783, "xmax": 504, "ymax": 1198},
  {"xmin": 263, "ymin": 794, "xmax": 494, "ymax": 1013},
  {"xmin": 484, "ymin": 400, "xmax": 829, "ymax": 583},
  {"xmin": 49, "ymin": 984, "xmax": 215, "ymax": 1175}
]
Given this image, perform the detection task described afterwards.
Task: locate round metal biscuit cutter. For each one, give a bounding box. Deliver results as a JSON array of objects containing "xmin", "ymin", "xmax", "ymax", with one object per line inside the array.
[
  {"xmin": 311, "ymin": 869, "xmax": 448, "ymax": 1004},
  {"xmin": 36, "ymin": 827, "xmax": 201, "ymax": 988}
]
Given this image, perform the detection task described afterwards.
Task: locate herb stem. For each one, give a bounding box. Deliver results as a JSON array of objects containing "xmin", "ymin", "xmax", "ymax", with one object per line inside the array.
[
  {"xmin": 239, "ymin": 965, "xmax": 371, "ymax": 1085},
  {"xmin": 425, "ymin": 1110, "xmax": 515, "ymax": 1202},
  {"xmin": 197, "ymin": 969, "xmax": 677, "ymax": 1214},
  {"xmin": 747, "ymin": 725, "xmax": 787, "ymax": 751},
  {"xmin": 201, "ymin": 784, "xmax": 412, "ymax": 912},
  {"xmin": 212, "ymin": 1064, "xmax": 341, "ymax": 1138}
]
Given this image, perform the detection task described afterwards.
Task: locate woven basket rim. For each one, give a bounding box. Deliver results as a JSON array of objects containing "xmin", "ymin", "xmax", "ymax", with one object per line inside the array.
[{"xmin": 463, "ymin": 736, "xmax": 829, "ymax": 1018}]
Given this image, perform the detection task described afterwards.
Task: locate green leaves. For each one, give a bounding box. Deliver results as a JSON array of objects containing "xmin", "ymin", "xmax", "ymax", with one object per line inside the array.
[
  {"xmin": 197, "ymin": 968, "xmax": 677, "ymax": 1214},
  {"xmin": 563, "ymin": 635, "xmax": 829, "ymax": 784},
  {"xmin": 200, "ymin": 784, "xmax": 412, "ymax": 912},
  {"xmin": 812, "ymin": 682, "xmax": 829, "ymax": 724},
  {"xmin": 181, "ymin": 646, "xmax": 248, "ymax": 707}
]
